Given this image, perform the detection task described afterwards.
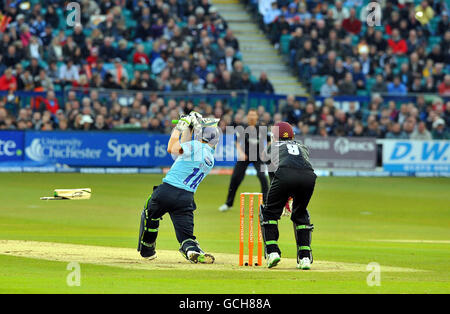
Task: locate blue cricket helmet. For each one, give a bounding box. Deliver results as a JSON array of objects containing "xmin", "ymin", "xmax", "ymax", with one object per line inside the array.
[{"xmin": 195, "ymin": 126, "xmax": 220, "ymax": 148}]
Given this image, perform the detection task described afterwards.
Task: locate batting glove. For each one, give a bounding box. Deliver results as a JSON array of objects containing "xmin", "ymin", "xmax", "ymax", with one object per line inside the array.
[
  {"xmin": 189, "ymin": 111, "xmax": 203, "ymax": 131},
  {"xmin": 175, "ymin": 115, "xmax": 192, "ymax": 132}
]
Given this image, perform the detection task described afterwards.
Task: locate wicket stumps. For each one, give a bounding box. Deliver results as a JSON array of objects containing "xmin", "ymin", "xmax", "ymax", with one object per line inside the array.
[{"xmin": 239, "ymin": 192, "xmax": 263, "ymax": 266}]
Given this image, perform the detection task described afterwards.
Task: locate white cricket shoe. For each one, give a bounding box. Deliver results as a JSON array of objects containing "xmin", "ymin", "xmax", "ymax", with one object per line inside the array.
[
  {"xmin": 218, "ymin": 204, "xmax": 231, "ymax": 212},
  {"xmin": 267, "ymin": 252, "xmax": 281, "ymax": 268},
  {"xmin": 297, "ymin": 257, "xmax": 311, "ymax": 270}
]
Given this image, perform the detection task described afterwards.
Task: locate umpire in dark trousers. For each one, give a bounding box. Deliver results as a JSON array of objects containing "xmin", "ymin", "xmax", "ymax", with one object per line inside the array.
[{"xmin": 218, "ymin": 109, "xmax": 269, "ymax": 212}]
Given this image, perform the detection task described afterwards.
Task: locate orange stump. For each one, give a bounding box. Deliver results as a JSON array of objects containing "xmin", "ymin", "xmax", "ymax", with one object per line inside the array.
[
  {"xmin": 257, "ymin": 193, "xmax": 263, "ymax": 266},
  {"xmin": 248, "ymin": 194, "xmax": 254, "ymax": 266},
  {"xmin": 239, "ymin": 192, "xmax": 263, "ymax": 266},
  {"xmin": 239, "ymin": 194, "xmax": 244, "ymax": 266}
]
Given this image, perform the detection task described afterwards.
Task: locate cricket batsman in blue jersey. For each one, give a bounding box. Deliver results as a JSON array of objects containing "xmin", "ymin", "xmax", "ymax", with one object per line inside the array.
[{"xmin": 138, "ymin": 112, "xmax": 220, "ymax": 264}]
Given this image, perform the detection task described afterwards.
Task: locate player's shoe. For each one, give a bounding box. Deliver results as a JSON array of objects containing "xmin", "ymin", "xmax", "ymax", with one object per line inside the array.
[
  {"xmin": 218, "ymin": 204, "xmax": 231, "ymax": 212},
  {"xmin": 266, "ymin": 252, "xmax": 281, "ymax": 268},
  {"xmin": 140, "ymin": 245, "xmax": 157, "ymax": 260},
  {"xmin": 186, "ymin": 251, "xmax": 215, "ymax": 264},
  {"xmin": 297, "ymin": 257, "xmax": 311, "ymax": 270}
]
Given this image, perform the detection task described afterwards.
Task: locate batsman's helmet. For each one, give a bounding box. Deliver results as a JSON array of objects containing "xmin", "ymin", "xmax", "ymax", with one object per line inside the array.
[
  {"xmin": 272, "ymin": 122, "xmax": 294, "ymax": 140},
  {"xmin": 195, "ymin": 126, "xmax": 221, "ymax": 148}
]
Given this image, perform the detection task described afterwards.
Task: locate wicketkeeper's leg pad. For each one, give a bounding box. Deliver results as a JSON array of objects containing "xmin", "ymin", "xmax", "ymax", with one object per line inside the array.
[
  {"xmin": 293, "ymin": 223, "xmax": 314, "ymax": 263},
  {"xmin": 259, "ymin": 205, "xmax": 281, "ymax": 257}
]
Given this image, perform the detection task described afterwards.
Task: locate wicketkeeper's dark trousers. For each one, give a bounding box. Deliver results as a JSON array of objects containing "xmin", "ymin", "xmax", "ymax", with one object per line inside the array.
[
  {"xmin": 264, "ymin": 168, "xmax": 316, "ymax": 225},
  {"xmin": 261, "ymin": 168, "xmax": 317, "ymax": 257}
]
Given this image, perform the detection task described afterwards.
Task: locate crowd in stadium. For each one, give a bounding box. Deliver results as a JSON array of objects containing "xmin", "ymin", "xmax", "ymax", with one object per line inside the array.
[
  {"xmin": 255, "ymin": 0, "xmax": 450, "ymax": 96},
  {"xmin": 0, "ymin": 0, "xmax": 449, "ymax": 139},
  {"xmin": 0, "ymin": 0, "xmax": 276, "ymax": 92}
]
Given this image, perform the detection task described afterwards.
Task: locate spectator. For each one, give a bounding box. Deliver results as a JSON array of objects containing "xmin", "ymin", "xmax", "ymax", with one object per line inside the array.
[
  {"xmin": 331, "ymin": 1, "xmax": 350, "ymax": 24},
  {"xmin": 411, "ymin": 121, "xmax": 432, "ymax": 140},
  {"xmin": 45, "ymin": 5, "xmax": 59, "ymax": 29},
  {"xmin": 39, "ymin": 91, "xmax": 60, "ymax": 114},
  {"xmin": 36, "ymin": 69, "xmax": 54, "ymax": 91},
  {"xmin": 437, "ymin": 12, "xmax": 449, "ymax": 36},
  {"xmin": 282, "ymin": 95, "xmax": 302, "ymax": 125},
  {"xmin": 338, "ymin": 72, "xmax": 357, "ymax": 95},
  {"xmin": 438, "ymin": 74, "xmax": 450, "ymax": 96},
  {"xmin": 59, "ymin": 60, "xmax": 79, "ymax": 87},
  {"xmin": 342, "ymin": 8, "xmax": 362, "ymax": 35},
  {"xmin": 135, "ymin": 19, "xmax": 152, "ymax": 42},
  {"xmin": 351, "ymin": 121, "xmax": 365, "ymax": 137},
  {"xmin": 26, "ymin": 58, "xmax": 42, "ymax": 79},
  {"xmin": 431, "ymin": 118, "xmax": 449, "ymax": 139},
  {"xmin": 3, "ymin": 45, "xmax": 20, "ymax": 68},
  {"xmin": 195, "ymin": 58, "xmax": 210, "ymax": 82},
  {"xmin": 99, "ymin": 14, "xmax": 118, "ymax": 38},
  {"xmin": 116, "ymin": 39, "xmax": 131, "ymax": 62},
  {"xmin": 253, "ymin": 72, "xmax": 274, "ymax": 94},
  {"xmin": 133, "ymin": 44, "xmax": 150, "ymax": 64},
  {"xmin": 223, "ymin": 47, "xmax": 237, "ymax": 72},
  {"xmin": 351, "ymin": 62, "xmax": 366, "ymax": 90},
  {"xmin": 320, "ymin": 76, "xmax": 338, "ymax": 97},
  {"xmin": 403, "ymin": 116, "xmax": 417, "ymax": 138},
  {"xmin": 388, "ymin": 29, "xmax": 408, "ymax": 55},
  {"xmin": 80, "ymin": 114, "xmax": 94, "ymax": 131},
  {"xmin": 385, "ymin": 122, "xmax": 408, "ymax": 139},
  {"xmin": 415, "ymin": 0, "xmax": 434, "ymax": 25},
  {"xmin": 0, "ymin": 0, "xmax": 447, "ymax": 140},
  {"xmin": 94, "ymin": 115, "xmax": 109, "ymax": 131},
  {"xmin": 371, "ymin": 74, "xmax": 388, "ymax": 93},
  {"xmin": 0, "ymin": 68, "xmax": 17, "ymax": 91},
  {"xmin": 423, "ymin": 76, "xmax": 437, "ymax": 93},
  {"xmin": 99, "ymin": 37, "xmax": 117, "ymax": 62},
  {"xmin": 187, "ymin": 75, "xmax": 204, "ymax": 92},
  {"xmin": 216, "ymin": 70, "xmax": 233, "ymax": 90},
  {"xmin": 387, "ymin": 76, "xmax": 408, "ymax": 95},
  {"xmin": 263, "ymin": 2, "xmax": 281, "ymax": 27}
]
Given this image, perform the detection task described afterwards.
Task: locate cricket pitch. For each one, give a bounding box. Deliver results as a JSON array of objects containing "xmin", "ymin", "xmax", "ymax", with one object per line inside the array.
[{"xmin": 0, "ymin": 240, "xmax": 422, "ymax": 273}]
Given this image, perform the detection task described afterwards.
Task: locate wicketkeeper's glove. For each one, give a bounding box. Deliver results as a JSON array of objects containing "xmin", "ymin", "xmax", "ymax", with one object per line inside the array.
[{"xmin": 282, "ymin": 197, "xmax": 293, "ymax": 217}]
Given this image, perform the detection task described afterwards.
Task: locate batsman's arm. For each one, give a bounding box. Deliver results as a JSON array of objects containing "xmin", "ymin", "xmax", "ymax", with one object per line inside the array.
[
  {"xmin": 167, "ymin": 128, "xmax": 193, "ymax": 155},
  {"xmin": 180, "ymin": 127, "xmax": 193, "ymax": 144}
]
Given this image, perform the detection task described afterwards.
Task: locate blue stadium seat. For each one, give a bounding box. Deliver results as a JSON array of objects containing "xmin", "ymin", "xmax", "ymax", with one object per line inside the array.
[
  {"xmin": 124, "ymin": 63, "xmax": 134, "ymax": 79},
  {"xmin": 134, "ymin": 64, "xmax": 150, "ymax": 71},
  {"xmin": 142, "ymin": 41, "xmax": 153, "ymax": 55},
  {"xmin": 428, "ymin": 36, "xmax": 441, "ymax": 47},
  {"xmin": 280, "ymin": 34, "xmax": 291, "ymax": 55},
  {"xmin": 366, "ymin": 77, "xmax": 376, "ymax": 91},
  {"xmin": 312, "ymin": 76, "xmax": 326, "ymax": 94},
  {"xmin": 396, "ymin": 56, "xmax": 409, "ymax": 66}
]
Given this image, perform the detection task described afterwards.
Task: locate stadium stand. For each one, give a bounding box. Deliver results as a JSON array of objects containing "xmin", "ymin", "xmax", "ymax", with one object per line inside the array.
[
  {"xmin": 0, "ymin": 0, "xmax": 449, "ymax": 139},
  {"xmin": 242, "ymin": 0, "xmax": 449, "ymax": 138}
]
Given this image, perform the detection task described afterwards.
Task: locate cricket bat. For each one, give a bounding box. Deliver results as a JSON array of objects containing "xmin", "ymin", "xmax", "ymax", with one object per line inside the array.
[
  {"xmin": 40, "ymin": 188, "xmax": 92, "ymax": 200},
  {"xmin": 171, "ymin": 117, "xmax": 220, "ymax": 127}
]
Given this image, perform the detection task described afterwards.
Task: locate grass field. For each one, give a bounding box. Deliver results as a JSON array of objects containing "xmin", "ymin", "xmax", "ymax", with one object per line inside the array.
[{"xmin": 0, "ymin": 173, "xmax": 449, "ymax": 294}]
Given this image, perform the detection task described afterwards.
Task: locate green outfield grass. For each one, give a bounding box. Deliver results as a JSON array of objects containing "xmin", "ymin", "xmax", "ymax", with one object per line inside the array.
[{"xmin": 0, "ymin": 173, "xmax": 449, "ymax": 293}]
